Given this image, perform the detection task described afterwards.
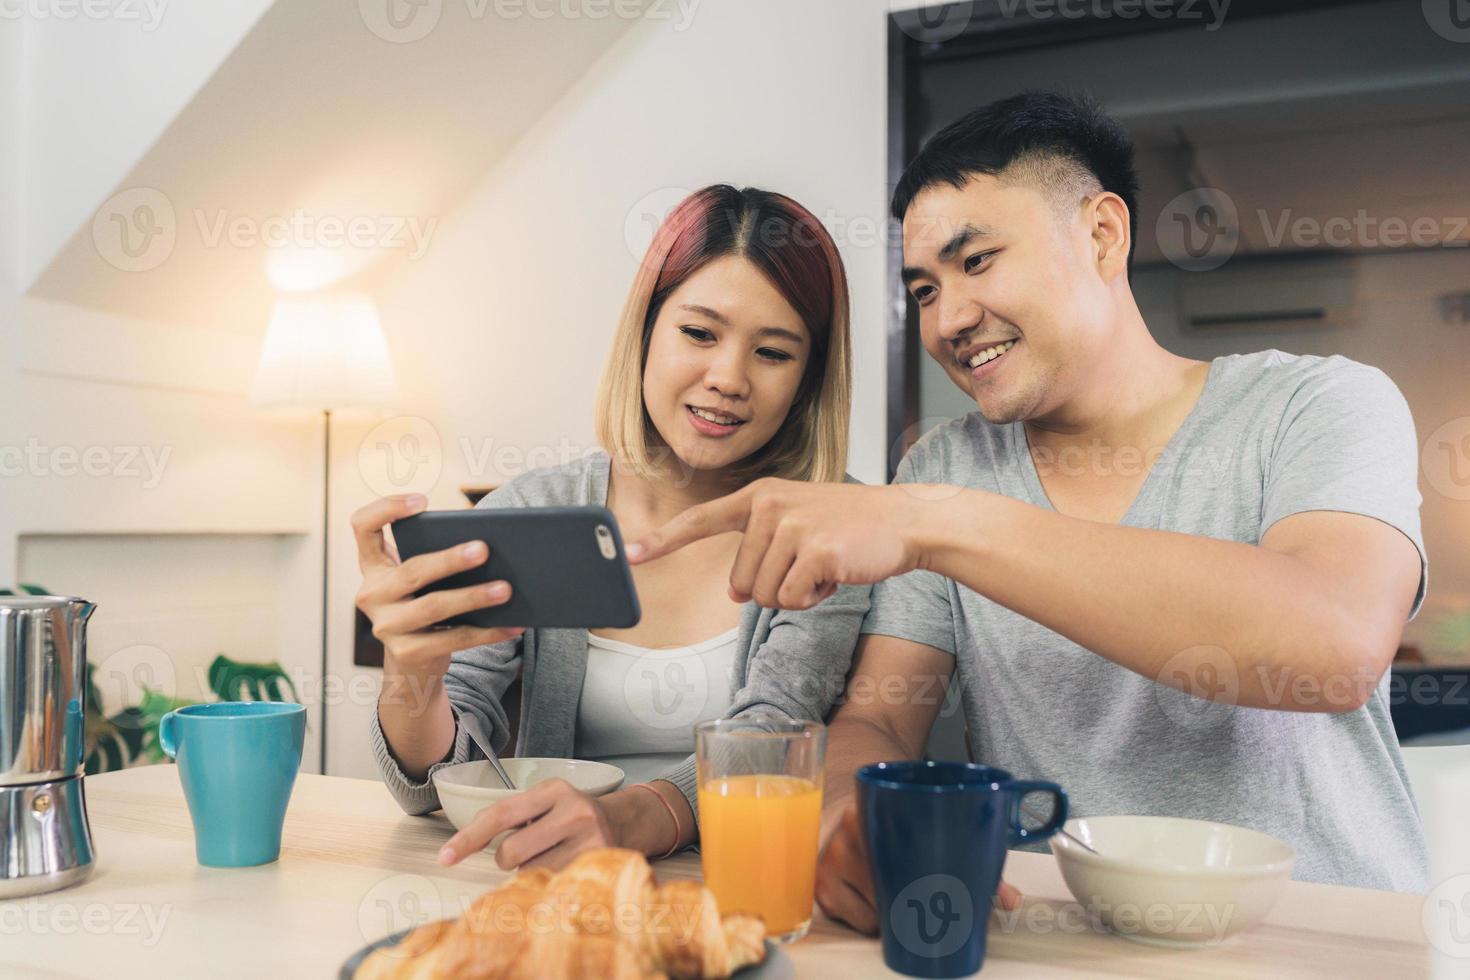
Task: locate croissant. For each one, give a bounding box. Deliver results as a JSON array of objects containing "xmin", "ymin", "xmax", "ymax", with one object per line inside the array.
[{"xmin": 355, "ymin": 848, "xmax": 767, "ymax": 980}]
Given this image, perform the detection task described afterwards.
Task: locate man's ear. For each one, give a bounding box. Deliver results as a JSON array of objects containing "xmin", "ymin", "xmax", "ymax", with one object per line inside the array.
[{"xmin": 1088, "ymin": 192, "xmax": 1131, "ymax": 281}]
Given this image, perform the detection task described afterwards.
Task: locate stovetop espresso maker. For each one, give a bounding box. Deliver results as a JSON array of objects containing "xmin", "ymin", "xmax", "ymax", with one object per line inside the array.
[{"xmin": 1, "ymin": 595, "xmax": 97, "ymax": 897}]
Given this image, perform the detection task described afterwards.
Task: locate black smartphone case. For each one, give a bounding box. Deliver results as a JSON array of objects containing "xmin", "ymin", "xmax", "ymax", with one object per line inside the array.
[{"xmin": 389, "ymin": 507, "xmax": 641, "ymax": 630}]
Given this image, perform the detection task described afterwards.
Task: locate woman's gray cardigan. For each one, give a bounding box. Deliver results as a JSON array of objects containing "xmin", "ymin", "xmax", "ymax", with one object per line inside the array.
[{"xmin": 370, "ymin": 450, "xmax": 870, "ymax": 822}]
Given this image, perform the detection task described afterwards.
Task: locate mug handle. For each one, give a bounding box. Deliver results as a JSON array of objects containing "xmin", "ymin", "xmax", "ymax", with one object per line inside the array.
[
  {"xmin": 1006, "ymin": 781, "xmax": 1068, "ymax": 846},
  {"xmin": 159, "ymin": 710, "xmax": 180, "ymax": 760}
]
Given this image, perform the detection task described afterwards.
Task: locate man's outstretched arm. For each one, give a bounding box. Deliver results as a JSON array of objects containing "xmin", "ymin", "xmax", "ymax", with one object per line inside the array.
[
  {"xmin": 628, "ymin": 481, "xmax": 1420, "ymax": 713},
  {"xmin": 922, "ymin": 496, "xmax": 1420, "ymax": 712}
]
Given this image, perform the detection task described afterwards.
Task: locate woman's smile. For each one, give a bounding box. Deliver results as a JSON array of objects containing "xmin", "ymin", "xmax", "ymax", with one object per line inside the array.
[{"xmin": 686, "ymin": 404, "xmax": 748, "ymax": 438}]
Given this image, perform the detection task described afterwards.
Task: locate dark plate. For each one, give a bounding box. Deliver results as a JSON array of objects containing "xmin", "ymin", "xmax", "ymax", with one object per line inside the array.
[{"xmin": 340, "ymin": 926, "xmax": 794, "ymax": 979}]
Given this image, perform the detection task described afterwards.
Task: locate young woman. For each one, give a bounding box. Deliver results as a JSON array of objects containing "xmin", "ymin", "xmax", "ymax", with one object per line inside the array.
[{"xmin": 355, "ymin": 185, "xmax": 867, "ymax": 870}]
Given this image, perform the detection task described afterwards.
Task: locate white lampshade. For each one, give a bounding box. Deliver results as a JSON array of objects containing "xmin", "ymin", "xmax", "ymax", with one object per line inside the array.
[{"xmin": 249, "ymin": 292, "xmax": 399, "ymax": 413}]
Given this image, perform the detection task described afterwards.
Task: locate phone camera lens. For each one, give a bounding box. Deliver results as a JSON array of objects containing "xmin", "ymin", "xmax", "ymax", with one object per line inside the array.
[{"xmin": 595, "ymin": 524, "xmax": 617, "ymax": 559}]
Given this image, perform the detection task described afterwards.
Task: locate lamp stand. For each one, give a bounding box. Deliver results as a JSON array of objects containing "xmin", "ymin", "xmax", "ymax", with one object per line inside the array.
[{"xmin": 320, "ymin": 407, "xmax": 331, "ymax": 775}]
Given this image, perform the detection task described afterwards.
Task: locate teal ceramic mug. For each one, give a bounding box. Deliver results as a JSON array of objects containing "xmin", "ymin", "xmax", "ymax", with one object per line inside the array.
[{"xmin": 159, "ymin": 702, "xmax": 306, "ymax": 867}]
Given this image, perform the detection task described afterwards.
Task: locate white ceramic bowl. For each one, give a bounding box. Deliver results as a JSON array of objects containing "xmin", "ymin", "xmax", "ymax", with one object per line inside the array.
[
  {"xmin": 1050, "ymin": 815, "xmax": 1295, "ymax": 947},
  {"xmin": 432, "ymin": 759, "xmax": 625, "ymax": 849}
]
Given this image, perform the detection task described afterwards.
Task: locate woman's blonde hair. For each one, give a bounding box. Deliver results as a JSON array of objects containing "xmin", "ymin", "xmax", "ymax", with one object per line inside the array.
[{"xmin": 595, "ymin": 185, "xmax": 851, "ymax": 485}]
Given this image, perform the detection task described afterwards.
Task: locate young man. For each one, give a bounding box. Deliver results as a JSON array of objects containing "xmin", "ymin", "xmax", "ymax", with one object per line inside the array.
[{"xmin": 628, "ymin": 91, "xmax": 1429, "ymax": 930}]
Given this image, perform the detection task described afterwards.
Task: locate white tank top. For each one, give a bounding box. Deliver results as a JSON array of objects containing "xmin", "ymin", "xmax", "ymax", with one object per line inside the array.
[{"xmin": 574, "ymin": 628, "xmax": 740, "ymax": 786}]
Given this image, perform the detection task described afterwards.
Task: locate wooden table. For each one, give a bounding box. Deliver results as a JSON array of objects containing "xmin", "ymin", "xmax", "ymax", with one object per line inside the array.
[{"xmin": 0, "ymin": 766, "xmax": 1431, "ymax": 978}]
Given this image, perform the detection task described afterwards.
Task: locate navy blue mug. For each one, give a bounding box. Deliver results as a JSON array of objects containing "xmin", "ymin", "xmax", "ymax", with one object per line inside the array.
[{"xmin": 856, "ymin": 761, "xmax": 1067, "ymax": 978}]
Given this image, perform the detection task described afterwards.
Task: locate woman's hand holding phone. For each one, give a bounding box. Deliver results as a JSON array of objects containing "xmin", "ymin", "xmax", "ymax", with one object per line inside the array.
[
  {"xmin": 352, "ymin": 494, "xmax": 525, "ymax": 678},
  {"xmin": 353, "ymin": 494, "xmax": 524, "ymax": 780}
]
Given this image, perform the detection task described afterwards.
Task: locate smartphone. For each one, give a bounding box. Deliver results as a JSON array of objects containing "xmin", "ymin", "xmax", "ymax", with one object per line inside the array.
[{"xmin": 389, "ymin": 506, "xmax": 641, "ymax": 630}]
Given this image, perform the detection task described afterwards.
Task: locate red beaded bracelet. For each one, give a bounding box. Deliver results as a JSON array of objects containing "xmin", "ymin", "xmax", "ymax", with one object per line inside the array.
[{"xmin": 630, "ymin": 783, "xmax": 682, "ymax": 860}]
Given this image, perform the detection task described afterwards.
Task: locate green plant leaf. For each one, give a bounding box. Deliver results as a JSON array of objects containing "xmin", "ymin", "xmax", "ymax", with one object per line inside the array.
[
  {"xmin": 85, "ymin": 732, "xmax": 122, "ymax": 775},
  {"xmin": 83, "ymin": 662, "xmax": 125, "ymax": 774},
  {"xmin": 206, "ymin": 654, "xmax": 298, "ymax": 703},
  {"xmin": 83, "ymin": 661, "xmax": 156, "ymax": 774},
  {"xmin": 104, "ymin": 707, "xmax": 152, "ymax": 765},
  {"xmin": 85, "ymin": 661, "xmax": 105, "ymax": 716},
  {"xmin": 137, "ymin": 687, "xmax": 197, "ymax": 718}
]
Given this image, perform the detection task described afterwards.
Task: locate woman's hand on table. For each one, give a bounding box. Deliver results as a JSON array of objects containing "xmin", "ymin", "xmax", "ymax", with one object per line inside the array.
[
  {"xmin": 352, "ymin": 494, "xmax": 524, "ymax": 679},
  {"xmin": 437, "ymin": 779, "xmax": 689, "ymax": 871},
  {"xmin": 815, "ymin": 799, "xmax": 1022, "ymax": 935}
]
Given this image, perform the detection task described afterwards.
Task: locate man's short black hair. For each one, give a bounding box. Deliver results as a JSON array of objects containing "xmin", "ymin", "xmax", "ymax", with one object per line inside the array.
[{"xmin": 891, "ymin": 91, "xmax": 1141, "ymax": 273}]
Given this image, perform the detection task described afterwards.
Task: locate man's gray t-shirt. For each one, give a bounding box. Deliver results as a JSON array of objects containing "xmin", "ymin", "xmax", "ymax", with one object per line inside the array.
[{"xmin": 862, "ymin": 350, "xmax": 1430, "ymax": 892}]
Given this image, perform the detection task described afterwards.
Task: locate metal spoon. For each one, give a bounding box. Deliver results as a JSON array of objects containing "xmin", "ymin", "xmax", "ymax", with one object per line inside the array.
[
  {"xmin": 1021, "ymin": 800, "xmax": 1099, "ymax": 855},
  {"xmin": 486, "ymin": 746, "xmax": 517, "ymax": 791},
  {"xmin": 1054, "ymin": 824, "xmax": 1100, "ymax": 855}
]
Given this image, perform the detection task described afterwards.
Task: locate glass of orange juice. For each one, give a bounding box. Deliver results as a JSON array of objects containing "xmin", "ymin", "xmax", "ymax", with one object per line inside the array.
[{"xmin": 695, "ymin": 717, "xmax": 826, "ymax": 943}]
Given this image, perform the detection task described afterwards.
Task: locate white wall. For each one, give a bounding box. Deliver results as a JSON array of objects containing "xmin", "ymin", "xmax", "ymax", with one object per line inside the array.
[
  {"xmin": 1, "ymin": 8, "xmax": 326, "ymax": 771},
  {"xmin": 25, "ymin": 0, "xmax": 644, "ymax": 335},
  {"xmin": 1, "ymin": 17, "xmax": 17, "ymax": 291},
  {"xmin": 328, "ymin": 0, "xmax": 895, "ymax": 776},
  {"xmin": 2, "ymin": 18, "xmax": 27, "ymax": 582},
  {"xmin": 18, "ymin": 0, "xmax": 275, "ymax": 287}
]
